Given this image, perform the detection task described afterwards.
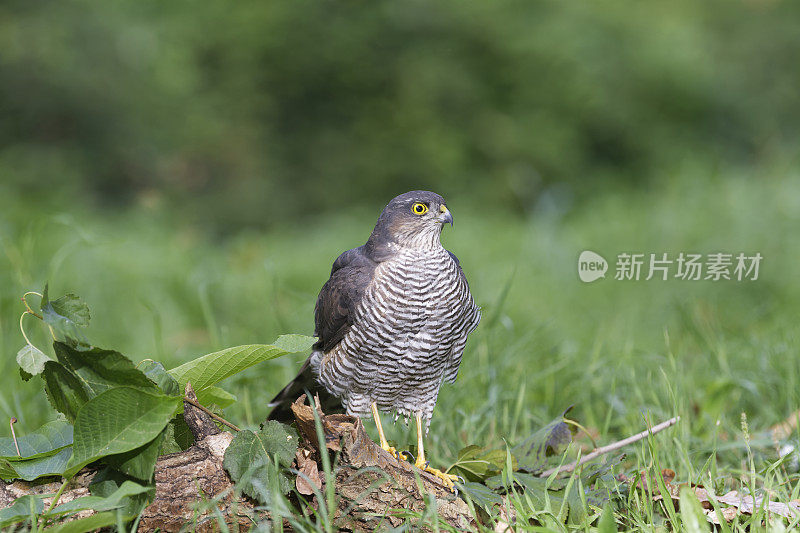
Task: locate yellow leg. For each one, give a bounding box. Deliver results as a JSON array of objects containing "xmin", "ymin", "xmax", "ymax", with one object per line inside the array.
[
  {"xmin": 371, "ymin": 403, "xmax": 399, "ymax": 458},
  {"xmin": 414, "ymin": 414, "xmax": 458, "ymax": 490}
]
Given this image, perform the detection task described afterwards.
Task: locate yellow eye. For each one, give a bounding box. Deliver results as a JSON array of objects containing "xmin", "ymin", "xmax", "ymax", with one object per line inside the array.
[{"xmin": 411, "ymin": 202, "xmax": 428, "ymax": 215}]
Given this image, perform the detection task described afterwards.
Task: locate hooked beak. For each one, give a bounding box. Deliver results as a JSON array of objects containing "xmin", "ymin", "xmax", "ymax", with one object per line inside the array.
[{"xmin": 439, "ymin": 205, "xmax": 453, "ymax": 227}]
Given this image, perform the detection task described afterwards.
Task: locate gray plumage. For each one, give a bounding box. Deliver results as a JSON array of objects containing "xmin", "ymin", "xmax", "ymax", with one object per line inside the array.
[{"xmin": 302, "ymin": 191, "xmax": 481, "ymax": 426}]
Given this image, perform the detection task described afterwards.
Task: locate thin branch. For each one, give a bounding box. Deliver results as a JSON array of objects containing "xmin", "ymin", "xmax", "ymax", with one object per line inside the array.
[
  {"xmin": 182, "ymin": 396, "xmax": 241, "ymax": 432},
  {"xmin": 19, "ymin": 312, "xmax": 35, "ymax": 346},
  {"xmin": 21, "ymin": 292, "xmax": 43, "ymax": 320},
  {"xmin": 10, "ymin": 417, "xmax": 20, "ymax": 457},
  {"xmin": 539, "ymin": 416, "xmax": 680, "ymax": 478}
]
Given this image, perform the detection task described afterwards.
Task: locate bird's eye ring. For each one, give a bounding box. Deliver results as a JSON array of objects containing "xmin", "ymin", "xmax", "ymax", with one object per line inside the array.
[{"xmin": 412, "ymin": 203, "xmax": 428, "ymax": 215}]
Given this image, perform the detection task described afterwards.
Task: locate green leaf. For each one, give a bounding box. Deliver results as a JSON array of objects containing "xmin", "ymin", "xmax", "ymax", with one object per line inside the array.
[
  {"xmin": 272, "ymin": 334, "xmax": 318, "ymax": 353},
  {"xmin": 49, "ymin": 293, "xmax": 91, "ymax": 327},
  {"xmin": 0, "ymin": 459, "xmax": 17, "ymax": 480},
  {"xmin": 0, "ymin": 420, "xmax": 72, "ymax": 459},
  {"xmin": 512, "ymin": 408, "xmax": 575, "ymax": 474},
  {"xmin": 87, "ymin": 467, "xmax": 153, "ymax": 518},
  {"xmin": 50, "ymin": 480, "xmax": 153, "ymax": 515},
  {"xmin": 0, "ymin": 494, "xmax": 44, "ymax": 528},
  {"xmin": 140, "ymin": 360, "xmax": 180, "ymax": 396},
  {"xmin": 4, "ymin": 447, "xmax": 73, "ymax": 481},
  {"xmin": 169, "ymin": 335, "xmax": 314, "ymax": 392},
  {"xmin": 195, "ymin": 385, "xmax": 237, "ymax": 408},
  {"xmin": 66, "ymin": 387, "xmax": 180, "ymax": 478},
  {"xmin": 40, "ymin": 285, "xmax": 91, "ymax": 350},
  {"xmin": 222, "ymin": 421, "xmax": 299, "ymax": 504},
  {"xmin": 450, "ymin": 445, "xmax": 515, "ymax": 482},
  {"xmin": 41, "ymin": 511, "xmax": 118, "ymax": 533},
  {"xmin": 160, "ymin": 417, "xmax": 194, "ymax": 455},
  {"xmin": 43, "ymin": 343, "xmax": 159, "ymax": 422},
  {"xmin": 52, "ymin": 342, "xmax": 159, "ymax": 397},
  {"xmin": 16, "ymin": 343, "xmax": 52, "ymax": 376},
  {"xmin": 458, "ymin": 481, "xmax": 503, "ymax": 513},
  {"xmin": 104, "ymin": 429, "xmax": 165, "ymax": 481},
  {"xmin": 43, "ymin": 361, "xmax": 92, "ymax": 423}
]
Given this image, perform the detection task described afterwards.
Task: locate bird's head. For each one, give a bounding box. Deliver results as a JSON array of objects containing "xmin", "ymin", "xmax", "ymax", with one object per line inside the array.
[{"xmin": 368, "ymin": 190, "xmax": 453, "ymax": 251}]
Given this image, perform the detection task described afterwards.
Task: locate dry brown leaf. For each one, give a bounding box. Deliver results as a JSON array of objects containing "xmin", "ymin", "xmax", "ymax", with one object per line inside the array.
[
  {"xmin": 716, "ymin": 491, "xmax": 800, "ymax": 520},
  {"xmin": 629, "ymin": 468, "xmax": 800, "ymax": 524},
  {"xmin": 704, "ymin": 506, "xmax": 738, "ymax": 524},
  {"xmin": 646, "ymin": 469, "xmax": 679, "ymax": 501},
  {"xmin": 295, "ymin": 448, "xmax": 322, "ymax": 496}
]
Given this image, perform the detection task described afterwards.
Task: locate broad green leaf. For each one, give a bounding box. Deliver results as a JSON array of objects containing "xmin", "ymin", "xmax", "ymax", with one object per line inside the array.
[
  {"xmin": 450, "ymin": 445, "xmax": 515, "ymax": 482},
  {"xmin": 50, "ymin": 480, "xmax": 152, "ymax": 515},
  {"xmin": 17, "ymin": 343, "xmax": 52, "ymax": 376},
  {"xmin": 160, "ymin": 417, "xmax": 194, "ymax": 455},
  {"xmin": 41, "ymin": 511, "xmax": 118, "ymax": 533},
  {"xmin": 52, "ymin": 342, "xmax": 158, "ymax": 396},
  {"xmin": 5, "ymin": 447, "xmax": 73, "ymax": 481},
  {"xmin": 579, "ymin": 455, "xmax": 624, "ymax": 486},
  {"xmin": 196, "ymin": 385, "xmax": 237, "ymax": 408},
  {"xmin": 512, "ymin": 408, "xmax": 575, "ymax": 473},
  {"xmin": 41, "ymin": 285, "xmax": 91, "ymax": 350},
  {"xmin": 0, "ymin": 459, "xmax": 17, "ymax": 479},
  {"xmin": 272, "ymin": 334, "xmax": 318, "ymax": 353},
  {"xmin": 88, "ymin": 467, "xmax": 154, "ymax": 518},
  {"xmin": 49, "ymin": 293, "xmax": 91, "ymax": 327},
  {"xmin": 222, "ymin": 421, "xmax": 299, "ymax": 504},
  {"xmin": 66, "ymin": 387, "xmax": 180, "ymax": 478},
  {"xmin": 140, "ymin": 360, "xmax": 180, "ymax": 396},
  {"xmin": 0, "ymin": 420, "xmax": 72, "ymax": 459},
  {"xmin": 104, "ymin": 429, "xmax": 165, "ymax": 481},
  {"xmin": 458, "ymin": 481, "xmax": 503, "ymax": 513},
  {"xmin": 43, "ymin": 343, "xmax": 159, "ymax": 422},
  {"xmin": 0, "ymin": 494, "xmax": 44, "ymax": 528},
  {"xmin": 43, "ymin": 361, "xmax": 92, "ymax": 422},
  {"xmin": 169, "ymin": 335, "xmax": 314, "ymax": 392},
  {"xmin": 173, "ymin": 385, "xmax": 236, "ymax": 416}
]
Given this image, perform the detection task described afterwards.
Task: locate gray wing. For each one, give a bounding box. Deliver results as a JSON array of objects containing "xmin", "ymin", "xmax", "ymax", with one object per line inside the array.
[
  {"xmin": 442, "ymin": 250, "xmax": 481, "ymax": 383},
  {"xmin": 314, "ymin": 246, "xmax": 377, "ymax": 353},
  {"xmin": 267, "ymin": 246, "xmax": 374, "ymax": 422}
]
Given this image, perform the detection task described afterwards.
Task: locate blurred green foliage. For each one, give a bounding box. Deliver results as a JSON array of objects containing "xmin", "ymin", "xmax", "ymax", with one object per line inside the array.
[{"xmin": 2, "ymin": 0, "xmax": 799, "ymax": 230}]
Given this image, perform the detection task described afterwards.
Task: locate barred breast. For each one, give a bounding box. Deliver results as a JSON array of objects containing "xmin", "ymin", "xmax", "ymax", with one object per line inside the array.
[{"xmin": 316, "ymin": 245, "xmax": 481, "ymax": 424}]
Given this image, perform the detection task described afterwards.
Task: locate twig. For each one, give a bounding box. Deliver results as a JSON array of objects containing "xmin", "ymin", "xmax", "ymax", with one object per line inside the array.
[
  {"xmin": 539, "ymin": 416, "xmax": 680, "ymax": 478},
  {"xmin": 10, "ymin": 417, "xmax": 20, "ymax": 456},
  {"xmin": 182, "ymin": 396, "xmax": 241, "ymax": 432},
  {"xmin": 21, "ymin": 292, "xmax": 44, "ymax": 320}
]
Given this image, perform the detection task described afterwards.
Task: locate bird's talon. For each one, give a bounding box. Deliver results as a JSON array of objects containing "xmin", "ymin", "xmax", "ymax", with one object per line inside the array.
[
  {"xmin": 381, "ymin": 445, "xmax": 401, "ymax": 459},
  {"xmin": 414, "ymin": 462, "xmax": 459, "ymax": 491}
]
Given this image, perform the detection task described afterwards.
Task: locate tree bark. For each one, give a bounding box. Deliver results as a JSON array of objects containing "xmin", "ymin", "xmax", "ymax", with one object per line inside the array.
[{"xmin": 0, "ymin": 390, "xmax": 475, "ymax": 531}]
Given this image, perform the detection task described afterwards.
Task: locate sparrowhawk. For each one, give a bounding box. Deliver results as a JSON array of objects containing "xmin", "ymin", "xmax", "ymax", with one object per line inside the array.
[{"xmin": 269, "ymin": 191, "xmax": 481, "ymax": 487}]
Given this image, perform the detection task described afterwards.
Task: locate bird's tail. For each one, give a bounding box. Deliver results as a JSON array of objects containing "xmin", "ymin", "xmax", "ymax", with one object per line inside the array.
[{"xmin": 265, "ymin": 356, "xmax": 342, "ymax": 423}]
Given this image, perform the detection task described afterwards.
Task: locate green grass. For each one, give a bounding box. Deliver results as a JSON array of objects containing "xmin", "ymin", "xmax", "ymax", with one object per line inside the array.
[{"xmin": 2, "ymin": 169, "xmax": 800, "ymax": 530}]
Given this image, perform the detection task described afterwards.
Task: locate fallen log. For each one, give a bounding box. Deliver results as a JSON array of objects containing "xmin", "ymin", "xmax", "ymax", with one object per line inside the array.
[{"xmin": 0, "ymin": 389, "xmax": 475, "ymax": 531}]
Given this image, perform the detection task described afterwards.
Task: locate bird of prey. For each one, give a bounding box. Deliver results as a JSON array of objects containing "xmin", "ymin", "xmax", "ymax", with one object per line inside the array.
[{"xmin": 269, "ymin": 191, "xmax": 481, "ymax": 487}]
